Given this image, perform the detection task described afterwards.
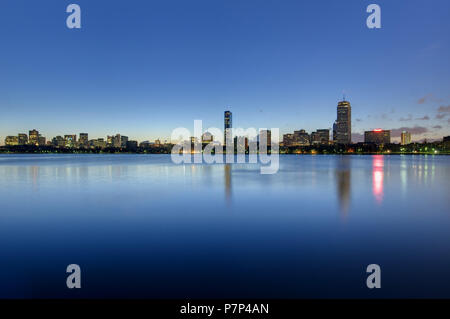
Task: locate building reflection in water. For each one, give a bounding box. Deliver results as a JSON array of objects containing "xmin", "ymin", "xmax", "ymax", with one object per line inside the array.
[
  {"xmin": 372, "ymin": 155, "xmax": 384, "ymax": 204},
  {"xmin": 335, "ymin": 157, "xmax": 351, "ymax": 217},
  {"xmin": 224, "ymin": 164, "xmax": 232, "ymax": 204}
]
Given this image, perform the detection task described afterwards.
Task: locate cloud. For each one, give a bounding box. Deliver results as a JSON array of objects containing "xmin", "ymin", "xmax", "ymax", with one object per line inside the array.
[
  {"xmin": 418, "ymin": 94, "xmax": 432, "ymax": 104},
  {"xmin": 356, "ymin": 118, "xmax": 362, "ymax": 122},
  {"xmin": 432, "ymin": 125, "xmax": 442, "ymax": 129},
  {"xmin": 437, "ymin": 105, "xmax": 450, "ymax": 113},
  {"xmin": 415, "ymin": 115, "xmax": 430, "ymax": 120},
  {"xmin": 436, "ymin": 113, "xmax": 447, "ymax": 119},
  {"xmin": 399, "ymin": 114, "xmax": 413, "ymax": 121},
  {"xmin": 351, "ymin": 133, "xmax": 364, "ymax": 143},
  {"xmin": 390, "ymin": 126, "xmax": 429, "ymax": 138}
]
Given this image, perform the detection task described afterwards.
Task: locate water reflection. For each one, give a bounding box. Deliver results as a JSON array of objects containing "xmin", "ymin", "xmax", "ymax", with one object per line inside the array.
[
  {"xmin": 372, "ymin": 155, "xmax": 384, "ymax": 204},
  {"xmin": 335, "ymin": 157, "xmax": 351, "ymax": 217},
  {"xmin": 224, "ymin": 164, "xmax": 232, "ymax": 203}
]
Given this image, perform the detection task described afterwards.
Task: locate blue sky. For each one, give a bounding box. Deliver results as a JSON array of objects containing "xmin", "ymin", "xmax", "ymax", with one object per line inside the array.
[{"xmin": 0, "ymin": 0, "xmax": 449, "ymax": 143}]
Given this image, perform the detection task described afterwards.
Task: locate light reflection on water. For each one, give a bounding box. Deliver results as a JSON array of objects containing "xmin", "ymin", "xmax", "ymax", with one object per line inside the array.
[{"xmin": 0, "ymin": 154, "xmax": 449, "ymax": 298}]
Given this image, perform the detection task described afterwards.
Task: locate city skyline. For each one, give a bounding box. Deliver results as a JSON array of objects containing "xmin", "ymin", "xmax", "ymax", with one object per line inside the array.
[
  {"xmin": 1, "ymin": 1, "xmax": 450, "ymax": 143},
  {"xmin": 3, "ymin": 102, "xmax": 450, "ymax": 147}
]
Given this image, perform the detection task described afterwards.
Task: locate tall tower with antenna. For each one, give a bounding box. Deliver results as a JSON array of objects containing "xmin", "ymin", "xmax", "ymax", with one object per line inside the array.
[{"xmin": 335, "ymin": 96, "xmax": 352, "ymax": 144}]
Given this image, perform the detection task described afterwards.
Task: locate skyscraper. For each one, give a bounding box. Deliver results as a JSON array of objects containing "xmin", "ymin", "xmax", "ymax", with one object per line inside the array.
[
  {"xmin": 29, "ymin": 129, "xmax": 39, "ymax": 146},
  {"xmin": 79, "ymin": 133, "xmax": 88, "ymax": 147},
  {"xmin": 224, "ymin": 110, "xmax": 232, "ymax": 145},
  {"xmin": 336, "ymin": 99, "xmax": 352, "ymax": 144},
  {"xmin": 401, "ymin": 131, "xmax": 411, "ymax": 145},
  {"xmin": 18, "ymin": 133, "xmax": 28, "ymax": 145}
]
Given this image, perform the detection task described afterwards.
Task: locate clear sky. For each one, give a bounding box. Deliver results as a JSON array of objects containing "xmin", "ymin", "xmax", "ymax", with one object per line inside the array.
[{"xmin": 0, "ymin": 0, "xmax": 449, "ymax": 143}]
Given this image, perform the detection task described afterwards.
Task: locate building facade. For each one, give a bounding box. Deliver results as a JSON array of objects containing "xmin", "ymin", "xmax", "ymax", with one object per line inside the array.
[
  {"xmin": 364, "ymin": 129, "xmax": 391, "ymax": 145},
  {"xmin": 224, "ymin": 110, "xmax": 232, "ymax": 145},
  {"xmin": 401, "ymin": 131, "xmax": 411, "ymax": 145},
  {"xmin": 29, "ymin": 129, "xmax": 39, "ymax": 146},
  {"xmin": 336, "ymin": 100, "xmax": 351, "ymax": 144}
]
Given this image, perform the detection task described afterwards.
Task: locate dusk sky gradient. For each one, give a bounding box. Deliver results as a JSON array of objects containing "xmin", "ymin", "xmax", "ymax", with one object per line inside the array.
[{"xmin": 1, "ymin": 0, "xmax": 449, "ymax": 143}]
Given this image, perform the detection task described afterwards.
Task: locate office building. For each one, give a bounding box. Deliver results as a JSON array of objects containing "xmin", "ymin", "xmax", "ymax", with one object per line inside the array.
[
  {"xmin": 259, "ymin": 130, "xmax": 271, "ymax": 146},
  {"xmin": 79, "ymin": 133, "xmax": 89, "ymax": 147},
  {"xmin": 401, "ymin": 131, "xmax": 411, "ymax": 145},
  {"xmin": 224, "ymin": 110, "xmax": 232, "ymax": 144},
  {"xmin": 364, "ymin": 129, "xmax": 391, "ymax": 145},
  {"xmin": 311, "ymin": 129, "xmax": 330, "ymax": 145},
  {"xmin": 5, "ymin": 136, "xmax": 19, "ymax": 146},
  {"xmin": 336, "ymin": 99, "xmax": 352, "ymax": 144},
  {"xmin": 29, "ymin": 129, "xmax": 39, "ymax": 146},
  {"xmin": 18, "ymin": 134, "xmax": 28, "ymax": 145}
]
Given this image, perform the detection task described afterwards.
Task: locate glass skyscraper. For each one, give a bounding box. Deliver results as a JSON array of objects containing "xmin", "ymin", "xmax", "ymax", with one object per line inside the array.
[
  {"xmin": 224, "ymin": 110, "xmax": 232, "ymax": 145},
  {"xmin": 336, "ymin": 100, "xmax": 351, "ymax": 144}
]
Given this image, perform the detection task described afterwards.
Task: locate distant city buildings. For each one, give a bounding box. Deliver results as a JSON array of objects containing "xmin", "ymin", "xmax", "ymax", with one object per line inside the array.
[
  {"xmin": 259, "ymin": 129, "xmax": 271, "ymax": 146},
  {"xmin": 364, "ymin": 129, "xmax": 391, "ymax": 145},
  {"xmin": 335, "ymin": 99, "xmax": 352, "ymax": 144},
  {"xmin": 401, "ymin": 131, "xmax": 411, "ymax": 145},
  {"xmin": 18, "ymin": 133, "xmax": 28, "ymax": 145},
  {"xmin": 224, "ymin": 110, "xmax": 232, "ymax": 145},
  {"xmin": 29, "ymin": 129, "xmax": 39, "ymax": 146},
  {"xmin": 2, "ymin": 105, "xmax": 449, "ymax": 152},
  {"xmin": 79, "ymin": 133, "xmax": 89, "ymax": 147},
  {"xmin": 311, "ymin": 129, "xmax": 330, "ymax": 145},
  {"xmin": 283, "ymin": 128, "xmax": 330, "ymax": 147},
  {"xmin": 5, "ymin": 136, "xmax": 19, "ymax": 146}
]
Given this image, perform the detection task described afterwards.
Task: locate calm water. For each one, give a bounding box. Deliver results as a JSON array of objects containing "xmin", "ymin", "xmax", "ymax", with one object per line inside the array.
[{"xmin": 0, "ymin": 154, "xmax": 449, "ymax": 298}]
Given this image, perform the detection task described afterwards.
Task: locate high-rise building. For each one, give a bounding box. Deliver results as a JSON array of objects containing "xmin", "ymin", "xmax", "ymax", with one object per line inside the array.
[
  {"xmin": 52, "ymin": 136, "xmax": 65, "ymax": 147},
  {"xmin": 29, "ymin": 129, "xmax": 39, "ymax": 146},
  {"xmin": 364, "ymin": 129, "xmax": 391, "ymax": 145},
  {"xmin": 311, "ymin": 129, "xmax": 330, "ymax": 145},
  {"xmin": 120, "ymin": 135, "xmax": 128, "ymax": 148},
  {"xmin": 283, "ymin": 133, "xmax": 294, "ymax": 146},
  {"xmin": 79, "ymin": 133, "xmax": 89, "ymax": 147},
  {"xmin": 38, "ymin": 136, "xmax": 46, "ymax": 146},
  {"xmin": 64, "ymin": 135, "xmax": 77, "ymax": 148},
  {"xmin": 18, "ymin": 133, "xmax": 28, "ymax": 145},
  {"xmin": 332, "ymin": 121, "xmax": 337, "ymax": 142},
  {"xmin": 5, "ymin": 136, "xmax": 19, "ymax": 146},
  {"xmin": 336, "ymin": 99, "xmax": 351, "ymax": 144},
  {"xmin": 401, "ymin": 131, "xmax": 411, "ymax": 145},
  {"xmin": 224, "ymin": 110, "xmax": 232, "ymax": 145},
  {"xmin": 259, "ymin": 130, "xmax": 271, "ymax": 146},
  {"xmin": 293, "ymin": 129, "xmax": 310, "ymax": 146},
  {"xmin": 112, "ymin": 134, "xmax": 121, "ymax": 148}
]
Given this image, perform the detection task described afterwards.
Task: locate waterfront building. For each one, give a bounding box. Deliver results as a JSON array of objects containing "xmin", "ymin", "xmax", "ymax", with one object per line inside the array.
[
  {"xmin": 79, "ymin": 133, "xmax": 89, "ymax": 147},
  {"xmin": 364, "ymin": 129, "xmax": 391, "ymax": 145},
  {"xmin": 29, "ymin": 129, "xmax": 39, "ymax": 146},
  {"xmin": 224, "ymin": 110, "xmax": 232, "ymax": 145},
  {"xmin": 5, "ymin": 136, "xmax": 19, "ymax": 146},
  {"xmin": 401, "ymin": 131, "xmax": 411, "ymax": 145},
  {"xmin": 336, "ymin": 99, "xmax": 352, "ymax": 144},
  {"xmin": 18, "ymin": 134, "xmax": 28, "ymax": 145}
]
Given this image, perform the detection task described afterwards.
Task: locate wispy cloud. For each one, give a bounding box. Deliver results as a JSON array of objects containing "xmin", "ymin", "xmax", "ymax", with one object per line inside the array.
[
  {"xmin": 435, "ymin": 105, "xmax": 450, "ymax": 119},
  {"xmin": 418, "ymin": 94, "xmax": 432, "ymax": 104},
  {"xmin": 437, "ymin": 105, "xmax": 450, "ymax": 113},
  {"xmin": 415, "ymin": 115, "xmax": 430, "ymax": 121},
  {"xmin": 399, "ymin": 114, "xmax": 413, "ymax": 121},
  {"xmin": 390, "ymin": 126, "xmax": 428, "ymax": 138},
  {"xmin": 432, "ymin": 125, "xmax": 442, "ymax": 129}
]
